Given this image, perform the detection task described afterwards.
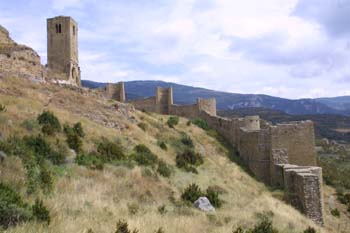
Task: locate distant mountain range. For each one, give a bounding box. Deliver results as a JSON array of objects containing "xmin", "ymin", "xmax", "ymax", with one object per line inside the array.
[{"xmin": 82, "ymin": 80, "xmax": 350, "ymax": 115}]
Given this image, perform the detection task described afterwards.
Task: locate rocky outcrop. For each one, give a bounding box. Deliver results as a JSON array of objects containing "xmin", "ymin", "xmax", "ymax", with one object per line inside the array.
[
  {"xmin": 0, "ymin": 25, "xmax": 45, "ymax": 80},
  {"xmin": 0, "ymin": 25, "xmax": 14, "ymax": 44}
]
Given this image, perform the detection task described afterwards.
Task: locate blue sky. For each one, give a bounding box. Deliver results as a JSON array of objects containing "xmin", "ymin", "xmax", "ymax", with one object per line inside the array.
[{"xmin": 1, "ymin": 0, "xmax": 350, "ymax": 99}]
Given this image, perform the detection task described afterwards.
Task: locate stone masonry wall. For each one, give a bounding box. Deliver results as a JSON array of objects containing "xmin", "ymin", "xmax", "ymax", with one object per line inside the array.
[
  {"xmin": 125, "ymin": 85, "xmax": 324, "ymax": 225},
  {"xmin": 102, "ymin": 82, "xmax": 125, "ymax": 102},
  {"xmin": 128, "ymin": 97, "xmax": 156, "ymax": 113},
  {"xmin": 271, "ymin": 121, "xmax": 317, "ymax": 166},
  {"xmin": 239, "ymin": 128, "xmax": 271, "ymax": 184},
  {"xmin": 170, "ymin": 104, "xmax": 199, "ymax": 119},
  {"xmin": 270, "ymin": 149, "xmax": 289, "ymax": 187},
  {"xmin": 283, "ymin": 166, "xmax": 324, "ymax": 225},
  {"xmin": 156, "ymin": 87, "xmax": 173, "ymax": 114},
  {"xmin": 198, "ymin": 98, "xmax": 217, "ymax": 116}
]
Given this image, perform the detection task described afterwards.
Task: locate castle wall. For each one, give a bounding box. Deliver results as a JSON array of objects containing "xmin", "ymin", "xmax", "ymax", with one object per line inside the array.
[
  {"xmin": 129, "ymin": 97, "xmax": 156, "ymax": 113},
  {"xmin": 270, "ymin": 149, "xmax": 289, "ymax": 187},
  {"xmin": 170, "ymin": 104, "xmax": 199, "ymax": 119},
  {"xmin": 239, "ymin": 128, "xmax": 271, "ymax": 183},
  {"xmin": 198, "ymin": 111, "xmax": 241, "ymax": 146},
  {"xmin": 102, "ymin": 82, "xmax": 125, "ymax": 102},
  {"xmin": 271, "ymin": 121, "xmax": 317, "ymax": 166},
  {"xmin": 284, "ymin": 166, "xmax": 324, "ymax": 225},
  {"xmin": 124, "ymin": 85, "xmax": 324, "ymax": 225},
  {"xmin": 198, "ymin": 98, "xmax": 217, "ymax": 116}
]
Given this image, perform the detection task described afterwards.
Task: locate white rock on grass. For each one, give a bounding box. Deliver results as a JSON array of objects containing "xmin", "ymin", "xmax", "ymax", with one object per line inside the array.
[{"xmin": 194, "ymin": 197, "xmax": 215, "ymax": 212}]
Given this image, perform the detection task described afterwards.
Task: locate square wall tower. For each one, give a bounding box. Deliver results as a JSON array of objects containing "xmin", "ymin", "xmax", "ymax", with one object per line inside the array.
[{"xmin": 47, "ymin": 16, "xmax": 81, "ymax": 86}]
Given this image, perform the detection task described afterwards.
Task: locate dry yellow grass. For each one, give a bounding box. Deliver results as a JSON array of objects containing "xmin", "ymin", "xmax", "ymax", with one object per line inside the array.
[{"xmin": 0, "ymin": 77, "xmax": 349, "ymax": 233}]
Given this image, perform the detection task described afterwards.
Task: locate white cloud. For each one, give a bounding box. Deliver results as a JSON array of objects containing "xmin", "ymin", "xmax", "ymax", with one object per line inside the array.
[
  {"xmin": 2, "ymin": 0, "xmax": 350, "ymax": 98},
  {"xmin": 51, "ymin": 0, "xmax": 86, "ymax": 10}
]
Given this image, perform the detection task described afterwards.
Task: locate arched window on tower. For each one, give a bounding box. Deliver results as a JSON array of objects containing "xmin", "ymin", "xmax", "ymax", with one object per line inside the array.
[
  {"xmin": 73, "ymin": 26, "xmax": 76, "ymax": 35},
  {"xmin": 58, "ymin": 24, "xmax": 62, "ymax": 33}
]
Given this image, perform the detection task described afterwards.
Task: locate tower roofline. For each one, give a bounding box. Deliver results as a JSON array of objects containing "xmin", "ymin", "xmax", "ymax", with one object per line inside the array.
[{"xmin": 47, "ymin": 16, "xmax": 77, "ymax": 24}]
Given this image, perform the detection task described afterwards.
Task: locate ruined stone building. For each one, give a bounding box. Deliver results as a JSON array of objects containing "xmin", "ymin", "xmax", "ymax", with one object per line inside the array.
[
  {"xmin": 112, "ymin": 83, "xmax": 324, "ymax": 225},
  {"xmin": 0, "ymin": 16, "xmax": 81, "ymax": 86},
  {"xmin": 47, "ymin": 16, "xmax": 81, "ymax": 86}
]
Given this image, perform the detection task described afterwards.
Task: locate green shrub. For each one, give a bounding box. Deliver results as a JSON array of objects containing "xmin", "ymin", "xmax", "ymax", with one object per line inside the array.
[
  {"xmin": 24, "ymin": 135, "xmax": 52, "ymax": 160},
  {"xmin": 191, "ymin": 118, "xmax": 209, "ymax": 130},
  {"xmin": 180, "ymin": 134, "xmax": 194, "ymax": 148},
  {"xmin": 233, "ymin": 219, "xmax": 278, "ymax": 233},
  {"xmin": 97, "ymin": 139, "xmax": 125, "ymax": 162},
  {"xmin": 336, "ymin": 191, "xmax": 350, "ymax": 205},
  {"xmin": 24, "ymin": 135, "xmax": 65, "ymax": 165},
  {"xmin": 205, "ymin": 187, "xmax": 222, "ymax": 208},
  {"xmin": 176, "ymin": 149, "xmax": 203, "ymax": 173},
  {"xmin": 137, "ymin": 122, "xmax": 148, "ymax": 131},
  {"xmin": 21, "ymin": 119, "xmax": 39, "ymax": 132},
  {"xmin": 181, "ymin": 183, "xmax": 204, "ymax": 203},
  {"xmin": 157, "ymin": 141, "xmax": 167, "ymax": 151},
  {"xmin": 75, "ymin": 152, "xmax": 104, "ymax": 170},
  {"xmin": 186, "ymin": 120, "xmax": 191, "ymax": 126},
  {"xmin": 64, "ymin": 123, "xmax": 83, "ymax": 153},
  {"xmin": 154, "ymin": 227, "xmax": 165, "ymax": 233},
  {"xmin": 330, "ymin": 208, "xmax": 340, "ymax": 217},
  {"xmin": 303, "ymin": 227, "xmax": 317, "ymax": 233},
  {"xmin": 0, "ymin": 104, "xmax": 6, "ymax": 113},
  {"xmin": 115, "ymin": 219, "xmax": 139, "ymax": 233},
  {"xmin": 232, "ymin": 227, "xmax": 244, "ymax": 233},
  {"xmin": 157, "ymin": 160, "xmax": 171, "ymax": 177},
  {"xmin": 158, "ymin": 205, "xmax": 167, "ymax": 215},
  {"xmin": 32, "ymin": 198, "xmax": 50, "ymax": 224},
  {"xmin": 250, "ymin": 219, "xmax": 278, "ymax": 233},
  {"xmin": 127, "ymin": 203, "xmax": 139, "ymax": 215},
  {"xmin": 167, "ymin": 116, "xmax": 179, "ymax": 128},
  {"xmin": 37, "ymin": 111, "xmax": 61, "ymax": 135},
  {"xmin": 73, "ymin": 122, "xmax": 85, "ymax": 138},
  {"xmin": 25, "ymin": 157, "xmax": 41, "ymax": 195},
  {"xmin": 132, "ymin": 144, "xmax": 158, "ymax": 166},
  {"xmin": 39, "ymin": 163, "xmax": 53, "ymax": 194},
  {"xmin": 0, "ymin": 183, "xmax": 32, "ymax": 229},
  {"xmin": 0, "ymin": 136, "xmax": 26, "ymax": 157}
]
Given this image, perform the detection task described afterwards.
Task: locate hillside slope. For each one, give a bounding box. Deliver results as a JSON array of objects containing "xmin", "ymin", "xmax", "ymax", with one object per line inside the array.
[
  {"xmin": 0, "ymin": 77, "xmax": 348, "ymax": 233},
  {"xmin": 82, "ymin": 80, "xmax": 346, "ymax": 115}
]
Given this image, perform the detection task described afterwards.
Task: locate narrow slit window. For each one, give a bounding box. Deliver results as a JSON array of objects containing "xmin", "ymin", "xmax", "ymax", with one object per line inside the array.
[
  {"xmin": 58, "ymin": 24, "xmax": 62, "ymax": 33},
  {"xmin": 73, "ymin": 26, "xmax": 75, "ymax": 35}
]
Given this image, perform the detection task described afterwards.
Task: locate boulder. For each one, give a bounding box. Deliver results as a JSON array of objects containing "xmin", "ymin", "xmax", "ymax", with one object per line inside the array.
[
  {"xmin": 0, "ymin": 151, "xmax": 7, "ymax": 163},
  {"xmin": 194, "ymin": 197, "xmax": 215, "ymax": 212}
]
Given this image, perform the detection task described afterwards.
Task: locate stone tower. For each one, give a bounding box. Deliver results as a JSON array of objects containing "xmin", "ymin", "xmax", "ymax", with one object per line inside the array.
[{"xmin": 47, "ymin": 16, "xmax": 81, "ymax": 86}]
